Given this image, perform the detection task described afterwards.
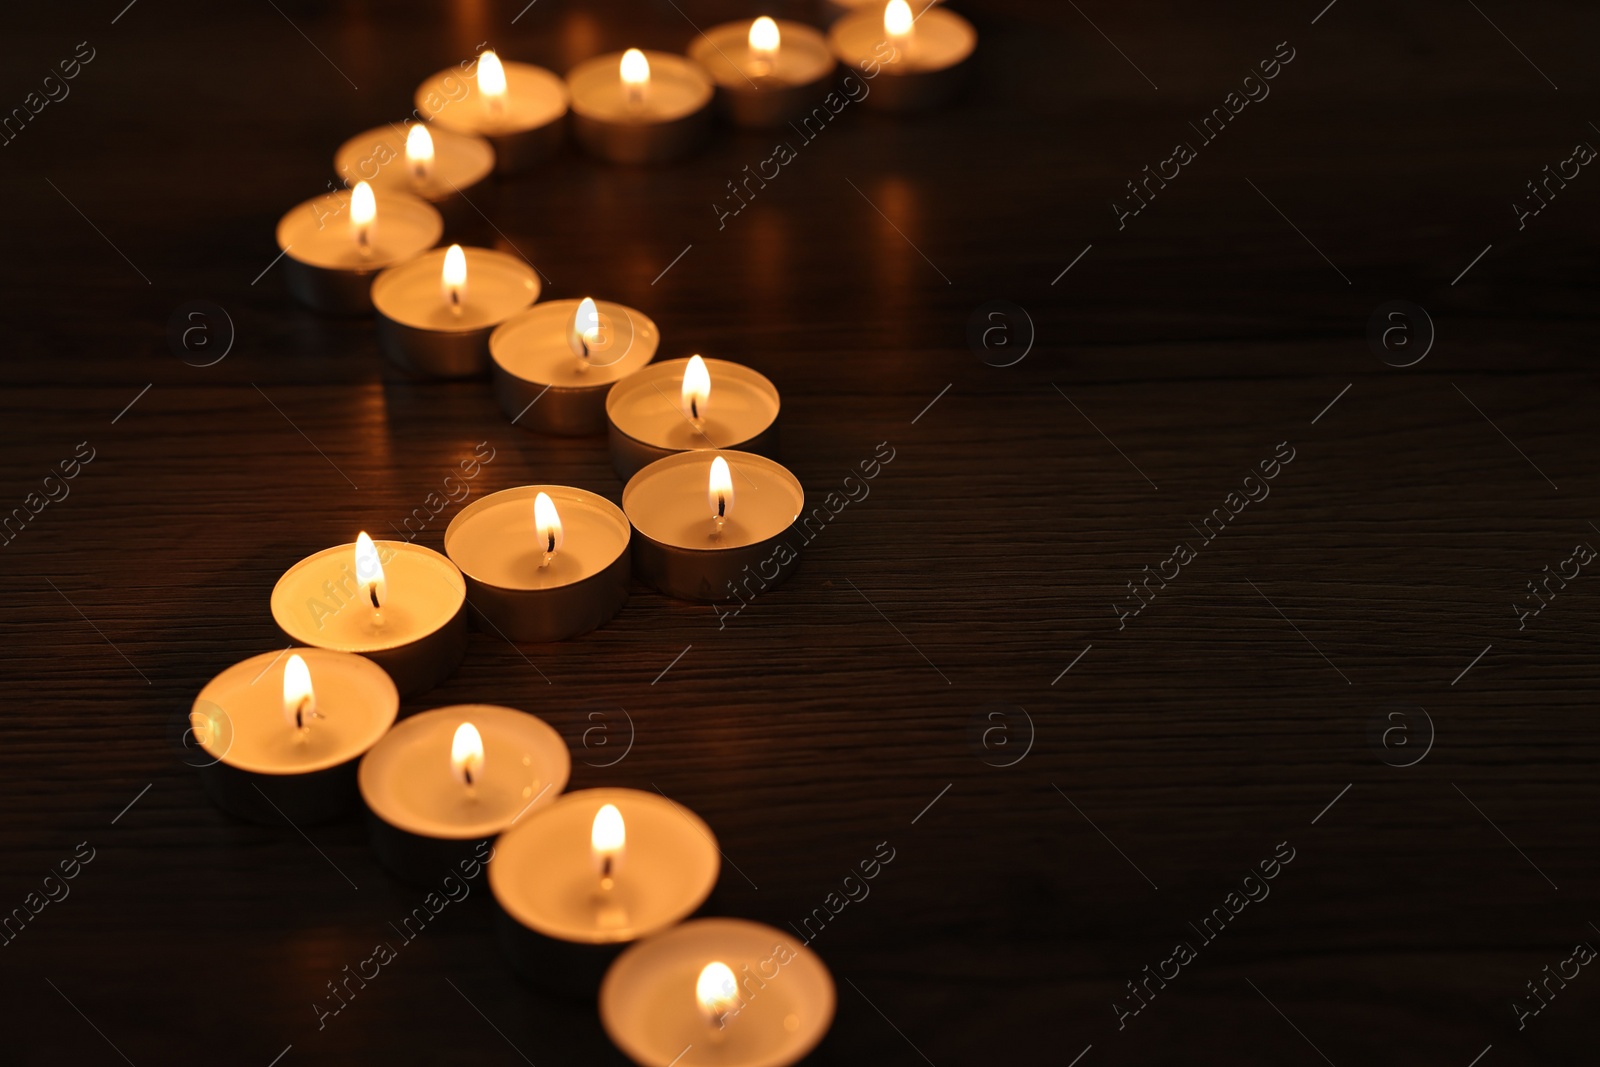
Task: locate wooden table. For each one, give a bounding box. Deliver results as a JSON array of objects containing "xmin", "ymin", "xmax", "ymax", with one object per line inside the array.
[{"xmin": 2, "ymin": 0, "xmax": 1597, "ymax": 1063}]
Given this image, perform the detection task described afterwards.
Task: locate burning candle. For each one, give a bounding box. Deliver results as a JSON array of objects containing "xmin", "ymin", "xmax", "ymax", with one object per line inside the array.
[
  {"xmin": 276, "ymin": 183, "xmax": 441, "ymax": 314},
  {"xmin": 828, "ymin": 0, "xmax": 976, "ymax": 111},
  {"xmin": 489, "ymin": 788, "xmax": 721, "ymax": 994},
  {"xmin": 372, "ymin": 243, "xmax": 539, "ymax": 378},
  {"xmin": 333, "ymin": 122, "xmax": 494, "ymax": 226},
  {"xmin": 490, "ymin": 297, "xmax": 660, "ymax": 436},
  {"xmin": 606, "ymin": 356, "xmax": 781, "ymax": 480},
  {"xmin": 191, "ymin": 648, "xmax": 399, "ymax": 824},
  {"xmin": 415, "ymin": 48, "xmax": 568, "ymax": 173},
  {"xmin": 359, "ymin": 703, "xmax": 570, "ymax": 884},
  {"xmin": 567, "ymin": 49, "xmax": 714, "ymax": 164},
  {"xmin": 444, "ymin": 485, "xmax": 631, "ymax": 642},
  {"xmin": 600, "ymin": 918, "xmax": 835, "ymax": 1067},
  {"xmin": 688, "ymin": 17, "xmax": 837, "ymax": 128},
  {"xmin": 271, "ymin": 534, "xmax": 468, "ymax": 698},
  {"xmin": 623, "ymin": 450, "xmax": 805, "ymax": 601},
  {"xmin": 820, "ymin": 0, "xmax": 934, "ymax": 17}
]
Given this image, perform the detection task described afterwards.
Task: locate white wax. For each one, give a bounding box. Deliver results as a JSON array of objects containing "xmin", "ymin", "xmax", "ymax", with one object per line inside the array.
[
  {"xmin": 276, "ymin": 189, "xmax": 441, "ymax": 271},
  {"xmin": 194, "ymin": 649, "xmax": 398, "ymax": 775},
  {"xmin": 371, "ymin": 247, "xmax": 539, "ymax": 333},
  {"xmin": 416, "ymin": 61, "xmax": 568, "ymax": 137},
  {"xmin": 445, "ymin": 486, "xmax": 630, "ymax": 590},
  {"xmin": 690, "ymin": 20, "xmax": 835, "ymax": 89},
  {"xmin": 271, "ymin": 540, "xmax": 465, "ymax": 653},
  {"xmin": 829, "ymin": 6, "xmax": 975, "ymax": 72},
  {"xmin": 600, "ymin": 918, "xmax": 835, "ymax": 1067},
  {"xmin": 491, "ymin": 299, "xmax": 658, "ymax": 388},
  {"xmin": 359, "ymin": 704, "xmax": 569, "ymax": 840},
  {"xmin": 607, "ymin": 358, "xmax": 779, "ymax": 452},
  {"xmin": 567, "ymin": 51, "xmax": 714, "ymax": 124},
  {"xmin": 489, "ymin": 788, "xmax": 719, "ymax": 945},
  {"xmin": 334, "ymin": 123, "xmax": 495, "ymax": 203},
  {"xmin": 623, "ymin": 451, "xmax": 803, "ymax": 551}
]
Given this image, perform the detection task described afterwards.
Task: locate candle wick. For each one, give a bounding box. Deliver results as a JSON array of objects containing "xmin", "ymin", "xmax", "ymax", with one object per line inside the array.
[
  {"xmin": 295, "ymin": 696, "xmax": 315, "ymax": 732},
  {"xmin": 368, "ymin": 586, "xmax": 380, "ymax": 609},
  {"xmin": 463, "ymin": 766, "xmax": 473, "ymax": 787},
  {"xmin": 449, "ymin": 287, "xmax": 462, "ymax": 315}
]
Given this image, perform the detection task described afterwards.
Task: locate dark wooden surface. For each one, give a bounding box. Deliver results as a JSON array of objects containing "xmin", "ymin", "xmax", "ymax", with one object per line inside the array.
[{"xmin": 3, "ymin": 0, "xmax": 1599, "ymax": 1063}]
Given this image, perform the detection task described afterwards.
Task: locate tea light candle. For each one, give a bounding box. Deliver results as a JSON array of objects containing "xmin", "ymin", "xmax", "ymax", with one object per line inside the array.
[
  {"xmin": 192, "ymin": 648, "xmax": 399, "ymax": 825},
  {"xmin": 359, "ymin": 704, "xmax": 570, "ymax": 885},
  {"xmin": 373, "ymin": 243, "xmax": 540, "ymax": 379},
  {"xmin": 624, "ymin": 451, "xmax": 804, "ymax": 602},
  {"xmin": 688, "ymin": 18, "xmax": 837, "ymax": 128},
  {"xmin": 600, "ymin": 918, "xmax": 835, "ymax": 1067},
  {"xmin": 490, "ymin": 297, "xmax": 660, "ymax": 436},
  {"xmin": 489, "ymin": 788, "xmax": 721, "ymax": 994},
  {"xmin": 822, "ymin": 0, "xmax": 936, "ymax": 18},
  {"xmin": 607, "ymin": 356, "xmax": 781, "ymax": 480},
  {"xmin": 415, "ymin": 49, "xmax": 568, "ymax": 174},
  {"xmin": 333, "ymin": 122, "xmax": 495, "ymax": 228},
  {"xmin": 828, "ymin": 0, "xmax": 976, "ymax": 111},
  {"xmin": 568, "ymin": 49, "xmax": 714, "ymax": 164},
  {"xmin": 271, "ymin": 532, "xmax": 468, "ymax": 698},
  {"xmin": 444, "ymin": 485, "xmax": 631, "ymax": 642},
  {"xmin": 276, "ymin": 182, "xmax": 442, "ymax": 315}
]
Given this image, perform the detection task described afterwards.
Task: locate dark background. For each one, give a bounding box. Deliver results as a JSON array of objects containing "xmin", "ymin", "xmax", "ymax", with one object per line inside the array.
[{"xmin": 2, "ymin": 0, "xmax": 1598, "ymax": 1063}]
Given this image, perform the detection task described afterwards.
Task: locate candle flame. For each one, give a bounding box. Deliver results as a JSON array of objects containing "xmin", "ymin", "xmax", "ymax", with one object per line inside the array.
[
  {"xmin": 350, "ymin": 181, "xmax": 376, "ymax": 227},
  {"xmin": 682, "ymin": 354, "xmax": 711, "ymax": 423},
  {"xmin": 354, "ymin": 531, "xmax": 387, "ymax": 609},
  {"xmin": 451, "ymin": 722, "xmax": 484, "ymax": 787},
  {"xmin": 591, "ymin": 803, "xmax": 625, "ymax": 884},
  {"xmin": 708, "ymin": 455, "xmax": 734, "ymax": 523},
  {"xmin": 696, "ymin": 962, "xmax": 741, "ymax": 1026},
  {"xmin": 885, "ymin": 0, "xmax": 914, "ymax": 38},
  {"xmin": 350, "ymin": 180, "xmax": 375, "ymax": 252},
  {"xmin": 569, "ymin": 297, "xmax": 602, "ymax": 361},
  {"xmin": 405, "ymin": 124, "xmax": 434, "ymax": 182},
  {"xmin": 442, "ymin": 244, "xmax": 467, "ymax": 309},
  {"xmin": 283, "ymin": 653, "xmax": 316, "ymax": 732},
  {"xmin": 620, "ymin": 48, "xmax": 651, "ymax": 89},
  {"xmin": 592, "ymin": 803, "xmax": 625, "ymax": 852},
  {"xmin": 534, "ymin": 491, "xmax": 564, "ymax": 563},
  {"xmin": 749, "ymin": 16, "xmax": 780, "ymax": 62},
  {"xmin": 478, "ymin": 49, "xmax": 508, "ymax": 101}
]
